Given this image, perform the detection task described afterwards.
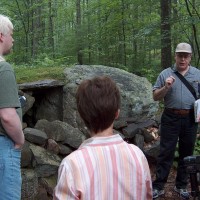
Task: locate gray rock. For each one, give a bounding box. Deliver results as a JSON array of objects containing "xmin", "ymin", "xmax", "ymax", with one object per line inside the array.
[
  {"xmin": 24, "ymin": 127, "xmax": 48, "ymax": 145},
  {"xmin": 21, "ymin": 169, "xmax": 38, "ymax": 200},
  {"xmin": 39, "ymin": 176, "xmax": 57, "ymax": 196},
  {"xmin": 58, "ymin": 143, "xmax": 74, "ymax": 156},
  {"xmin": 46, "ymin": 139, "xmax": 60, "ymax": 154},
  {"xmin": 134, "ymin": 134, "xmax": 144, "ymax": 151},
  {"xmin": 144, "ymin": 140, "xmax": 160, "ymax": 162},
  {"xmin": 34, "ymin": 119, "xmax": 49, "ymax": 132},
  {"xmin": 35, "ymin": 120, "xmax": 86, "ymax": 148},
  {"xmin": 22, "ymin": 93, "xmax": 35, "ymax": 116},
  {"xmin": 141, "ymin": 128, "xmax": 155, "ymax": 143},
  {"xmin": 21, "ymin": 141, "xmax": 32, "ymax": 168},
  {"xmin": 19, "ymin": 79, "xmax": 64, "ymax": 90},
  {"xmin": 62, "ymin": 65, "xmax": 158, "ymax": 131},
  {"xmin": 29, "ymin": 143, "xmax": 61, "ymax": 177},
  {"xmin": 122, "ymin": 123, "xmax": 140, "ymax": 138}
]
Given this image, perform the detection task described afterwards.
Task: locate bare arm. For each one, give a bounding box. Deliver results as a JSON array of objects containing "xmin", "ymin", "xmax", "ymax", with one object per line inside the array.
[
  {"xmin": 153, "ymin": 86, "xmax": 169, "ymax": 101},
  {"xmin": 0, "ymin": 107, "xmax": 24, "ymax": 148},
  {"xmin": 153, "ymin": 75, "xmax": 175, "ymax": 101}
]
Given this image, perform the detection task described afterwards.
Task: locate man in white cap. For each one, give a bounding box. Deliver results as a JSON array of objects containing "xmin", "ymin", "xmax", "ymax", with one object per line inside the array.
[{"xmin": 152, "ymin": 43, "xmax": 200, "ymax": 199}]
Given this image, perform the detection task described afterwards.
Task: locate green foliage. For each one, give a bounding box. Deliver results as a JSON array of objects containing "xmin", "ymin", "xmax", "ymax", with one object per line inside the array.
[
  {"xmin": 30, "ymin": 54, "xmax": 67, "ymax": 67},
  {"xmin": 193, "ymin": 138, "xmax": 200, "ymax": 155},
  {"xmin": 0, "ymin": 0, "xmax": 200, "ymax": 78},
  {"xmin": 139, "ymin": 68, "xmax": 159, "ymax": 84}
]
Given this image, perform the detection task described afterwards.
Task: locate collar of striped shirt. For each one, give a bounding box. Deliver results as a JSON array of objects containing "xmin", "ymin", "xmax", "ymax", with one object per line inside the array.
[{"xmin": 79, "ymin": 134, "xmax": 123, "ymax": 148}]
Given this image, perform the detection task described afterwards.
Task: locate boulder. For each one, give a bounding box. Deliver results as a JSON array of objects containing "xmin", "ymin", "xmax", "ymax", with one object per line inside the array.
[{"xmin": 62, "ymin": 65, "xmax": 158, "ymax": 131}]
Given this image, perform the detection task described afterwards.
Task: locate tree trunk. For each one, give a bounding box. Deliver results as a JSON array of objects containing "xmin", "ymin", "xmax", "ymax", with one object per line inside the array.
[
  {"xmin": 184, "ymin": 0, "xmax": 200, "ymax": 65},
  {"xmin": 76, "ymin": 0, "xmax": 83, "ymax": 65},
  {"xmin": 48, "ymin": 0, "xmax": 55, "ymax": 58},
  {"xmin": 161, "ymin": 0, "xmax": 172, "ymax": 69}
]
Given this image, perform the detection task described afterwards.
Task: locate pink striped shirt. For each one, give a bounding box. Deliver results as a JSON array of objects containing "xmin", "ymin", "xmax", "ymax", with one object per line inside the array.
[{"xmin": 53, "ymin": 134, "xmax": 152, "ymax": 200}]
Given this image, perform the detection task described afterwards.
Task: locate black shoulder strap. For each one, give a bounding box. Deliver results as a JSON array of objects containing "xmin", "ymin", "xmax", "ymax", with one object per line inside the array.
[{"xmin": 174, "ymin": 71, "xmax": 197, "ymax": 100}]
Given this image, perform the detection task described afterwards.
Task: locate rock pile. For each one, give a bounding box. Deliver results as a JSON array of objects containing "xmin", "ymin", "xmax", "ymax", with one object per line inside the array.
[{"xmin": 18, "ymin": 65, "xmax": 159, "ymax": 199}]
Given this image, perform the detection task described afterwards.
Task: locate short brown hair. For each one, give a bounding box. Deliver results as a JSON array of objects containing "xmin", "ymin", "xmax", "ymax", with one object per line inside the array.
[{"xmin": 76, "ymin": 76, "xmax": 120, "ymax": 133}]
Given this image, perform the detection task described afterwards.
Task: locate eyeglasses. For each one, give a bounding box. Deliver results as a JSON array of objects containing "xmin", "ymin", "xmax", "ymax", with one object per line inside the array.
[{"xmin": 176, "ymin": 53, "xmax": 191, "ymax": 59}]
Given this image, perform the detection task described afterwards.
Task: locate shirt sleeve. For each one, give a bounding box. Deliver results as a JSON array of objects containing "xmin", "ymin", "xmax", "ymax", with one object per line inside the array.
[
  {"xmin": 141, "ymin": 155, "xmax": 153, "ymax": 200},
  {"xmin": 0, "ymin": 65, "xmax": 20, "ymax": 108},
  {"xmin": 153, "ymin": 72, "xmax": 165, "ymax": 91},
  {"xmin": 53, "ymin": 160, "xmax": 79, "ymax": 200}
]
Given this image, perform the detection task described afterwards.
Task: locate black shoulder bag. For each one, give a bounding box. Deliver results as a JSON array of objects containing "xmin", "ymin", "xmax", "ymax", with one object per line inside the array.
[{"xmin": 174, "ymin": 71, "xmax": 198, "ymax": 100}]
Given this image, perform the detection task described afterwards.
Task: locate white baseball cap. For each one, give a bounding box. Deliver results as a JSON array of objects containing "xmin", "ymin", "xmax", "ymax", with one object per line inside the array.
[{"xmin": 175, "ymin": 43, "xmax": 192, "ymax": 53}]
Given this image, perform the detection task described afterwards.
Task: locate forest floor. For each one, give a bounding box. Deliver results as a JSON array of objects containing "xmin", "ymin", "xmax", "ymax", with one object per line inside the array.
[{"xmin": 150, "ymin": 163, "xmax": 195, "ymax": 200}]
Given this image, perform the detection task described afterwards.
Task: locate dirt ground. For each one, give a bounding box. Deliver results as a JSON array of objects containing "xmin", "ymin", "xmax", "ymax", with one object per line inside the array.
[{"xmin": 150, "ymin": 163, "xmax": 197, "ymax": 200}]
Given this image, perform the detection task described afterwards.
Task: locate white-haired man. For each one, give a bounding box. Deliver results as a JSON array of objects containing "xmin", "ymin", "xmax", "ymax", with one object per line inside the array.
[{"xmin": 0, "ymin": 14, "xmax": 24, "ymax": 200}]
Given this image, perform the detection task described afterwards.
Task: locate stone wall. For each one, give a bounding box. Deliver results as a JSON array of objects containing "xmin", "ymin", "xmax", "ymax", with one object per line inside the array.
[{"xmin": 18, "ymin": 65, "xmax": 159, "ymax": 199}]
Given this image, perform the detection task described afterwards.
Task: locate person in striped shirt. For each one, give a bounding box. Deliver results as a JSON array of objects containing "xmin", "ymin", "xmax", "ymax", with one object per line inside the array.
[{"xmin": 53, "ymin": 76, "xmax": 152, "ymax": 200}]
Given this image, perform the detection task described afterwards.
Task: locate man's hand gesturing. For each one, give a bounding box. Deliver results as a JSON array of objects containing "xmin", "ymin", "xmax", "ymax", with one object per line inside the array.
[{"xmin": 165, "ymin": 76, "xmax": 175, "ymax": 89}]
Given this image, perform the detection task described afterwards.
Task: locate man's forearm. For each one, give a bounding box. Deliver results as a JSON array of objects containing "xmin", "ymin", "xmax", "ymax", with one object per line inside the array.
[
  {"xmin": 1, "ymin": 116, "xmax": 24, "ymax": 146},
  {"xmin": 0, "ymin": 108, "xmax": 24, "ymax": 146},
  {"xmin": 153, "ymin": 86, "xmax": 169, "ymax": 101}
]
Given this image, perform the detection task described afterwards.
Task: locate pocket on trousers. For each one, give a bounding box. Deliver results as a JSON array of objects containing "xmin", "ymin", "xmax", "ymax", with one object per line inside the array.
[{"xmin": 11, "ymin": 148, "xmax": 21, "ymax": 165}]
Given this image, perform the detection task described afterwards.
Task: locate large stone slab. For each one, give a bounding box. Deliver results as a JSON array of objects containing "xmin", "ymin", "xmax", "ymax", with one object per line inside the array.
[{"xmin": 63, "ymin": 65, "xmax": 158, "ymax": 130}]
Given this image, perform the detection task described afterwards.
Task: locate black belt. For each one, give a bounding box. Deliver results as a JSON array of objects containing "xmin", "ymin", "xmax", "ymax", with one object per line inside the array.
[{"xmin": 165, "ymin": 108, "xmax": 194, "ymax": 115}]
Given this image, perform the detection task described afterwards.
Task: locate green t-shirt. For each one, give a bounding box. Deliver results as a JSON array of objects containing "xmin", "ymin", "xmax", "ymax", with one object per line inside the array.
[{"xmin": 0, "ymin": 61, "xmax": 22, "ymax": 135}]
